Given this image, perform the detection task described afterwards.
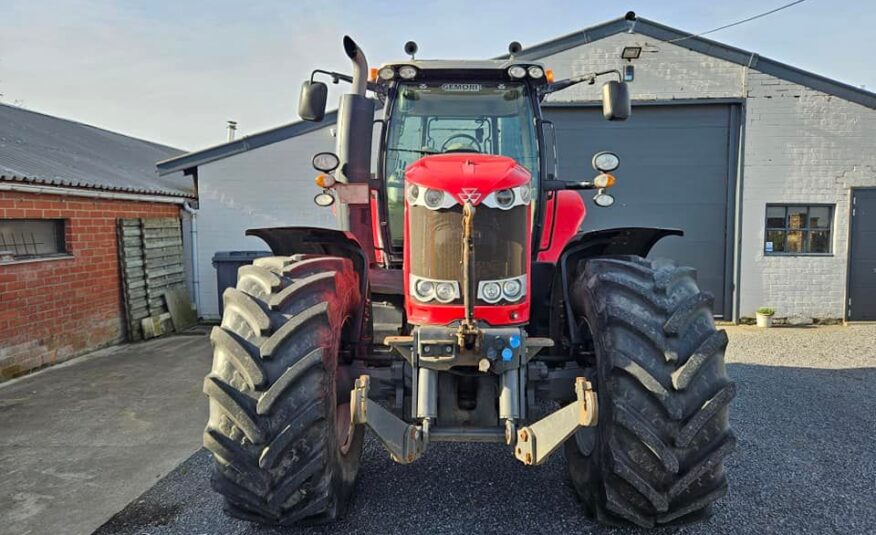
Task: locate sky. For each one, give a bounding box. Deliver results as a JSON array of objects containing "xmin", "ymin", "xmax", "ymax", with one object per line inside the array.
[{"xmin": 1, "ymin": 0, "xmax": 874, "ymax": 151}]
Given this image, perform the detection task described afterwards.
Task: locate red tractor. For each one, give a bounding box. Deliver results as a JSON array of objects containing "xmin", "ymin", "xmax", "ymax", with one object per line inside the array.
[{"xmin": 204, "ymin": 36, "xmax": 735, "ymax": 528}]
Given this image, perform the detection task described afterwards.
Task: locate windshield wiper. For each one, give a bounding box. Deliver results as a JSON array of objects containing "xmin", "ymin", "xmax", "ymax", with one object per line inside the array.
[{"xmin": 385, "ymin": 147, "xmax": 438, "ymax": 155}]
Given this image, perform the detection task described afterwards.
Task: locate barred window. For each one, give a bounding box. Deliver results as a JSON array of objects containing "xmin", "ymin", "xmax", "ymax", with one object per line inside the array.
[
  {"xmin": 764, "ymin": 205, "xmax": 833, "ymax": 255},
  {"xmin": 0, "ymin": 219, "xmax": 67, "ymax": 261}
]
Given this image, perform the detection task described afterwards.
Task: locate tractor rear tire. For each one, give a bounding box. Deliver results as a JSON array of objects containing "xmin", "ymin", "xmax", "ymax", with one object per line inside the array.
[
  {"xmin": 203, "ymin": 254, "xmax": 365, "ymax": 526},
  {"xmin": 565, "ymin": 256, "xmax": 736, "ymax": 528}
]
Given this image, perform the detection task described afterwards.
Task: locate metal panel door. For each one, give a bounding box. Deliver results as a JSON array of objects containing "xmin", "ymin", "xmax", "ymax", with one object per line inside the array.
[
  {"xmin": 543, "ymin": 103, "xmax": 736, "ymax": 317},
  {"xmin": 848, "ymin": 189, "xmax": 876, "ymax": 320}
]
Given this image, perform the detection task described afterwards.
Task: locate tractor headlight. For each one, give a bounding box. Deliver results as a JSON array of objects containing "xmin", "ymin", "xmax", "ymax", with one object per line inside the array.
[
  {"xmin": 406, "ymin": 184, "xmax": 420, "ymax": 204},
  {"xmin": 378, "ymin": 66, "xmax": 395, "ymax": 80},
  {"xmin": 423, "ymin": 188, "xmax": 445, "ymax": 209},
  {"xmin": 482, "ymin": 184, "xmax": 531, "ymax": 210},
  {"xmin": 435, "ymin": 282, "xmax": 457, "ymax": 303},
  {"xmin": 414, "ymin": 279, "xmax": 435, "ymax": 300},
  {"xmin": 508, "ymin": 65, "xmax": 527, "ymax": 79},
  {"xmin": 519, "ymin": 184, "xmax": 532, "ymax": 203},
  {"xmin": 480, "ymin": 282, "xmax": 502, "ymax": 303},
  {"xmin": 312, "ymin": 152, "xmax": 340, "ymax": 173},
  {"xmin": 592, "ymin": 151, "xmax": 620, "ymax": 172},
  {"xmin": 503, "ymin": 279, "xmax": 522, "ymax": 299},
  {"xmin": 411, "ymin": 276, "xmax": 459, "ymax": 303},
  {"xmin": 495, "ymin": 189, "xmax": 515, "ymax": 208},
  {"xmin": 527, "ymin": 66, "xmax": 545, "ymax": 78},
  {"xmin": 478, "ymin": 275, "xmax": 527, "ymax": 303},
  {"xmin": 398, "ymin": 65, "xmax": 418, "ymax": 80}
]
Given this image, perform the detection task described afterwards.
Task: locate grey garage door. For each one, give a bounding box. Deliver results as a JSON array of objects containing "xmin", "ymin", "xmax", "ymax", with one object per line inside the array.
[
  {"xmin": 543, "ymin": 103, "xmax": 738, "ymax": 318},
  {"xmin": 848, "ymin": 188, "xmax": 876, "ymax": 320}
]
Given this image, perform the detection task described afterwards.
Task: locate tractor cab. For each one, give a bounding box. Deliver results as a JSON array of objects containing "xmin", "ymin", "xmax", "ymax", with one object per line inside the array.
[{"xmin": 373, "ymin": 59, "xmax": 548, "ymax": 252}]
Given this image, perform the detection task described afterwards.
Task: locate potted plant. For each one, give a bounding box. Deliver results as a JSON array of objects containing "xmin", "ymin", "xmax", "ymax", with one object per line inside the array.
[{"xmin": 756, "ymin": 307, "xmax": 775, "ymax": 328}]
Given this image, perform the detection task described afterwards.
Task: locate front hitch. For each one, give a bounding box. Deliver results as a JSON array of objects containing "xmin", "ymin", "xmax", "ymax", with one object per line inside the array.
[{"xmin": 514, "ymin": 377, "xmax": 598, "ymax": 465}]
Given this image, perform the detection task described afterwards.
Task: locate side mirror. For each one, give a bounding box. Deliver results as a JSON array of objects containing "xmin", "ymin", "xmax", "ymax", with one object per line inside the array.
[
  {"xmin": 602, "ymin": 81, "xmax": 631, "ymax": 121},
  {"xmin": 299, "ymin": 81, "xmax": 328, "ymax": 122}
]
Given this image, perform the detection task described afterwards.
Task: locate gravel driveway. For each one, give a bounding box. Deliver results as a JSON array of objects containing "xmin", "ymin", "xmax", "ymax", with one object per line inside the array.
[{"xmin": 96, "ymin": 325, "xmax": 876, "ymax": 535}]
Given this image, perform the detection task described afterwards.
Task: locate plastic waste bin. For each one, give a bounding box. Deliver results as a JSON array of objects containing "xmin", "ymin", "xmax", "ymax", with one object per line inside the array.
[{"xmin": 212, "ymin": 251, "xmax": 271, "ymax": 315}]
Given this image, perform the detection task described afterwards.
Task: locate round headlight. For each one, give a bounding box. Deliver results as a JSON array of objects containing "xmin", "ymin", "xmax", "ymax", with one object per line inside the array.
[
  {"xmin": 519, "ymin": 184, "xmax": 532, "ymax": 203},
  {"xmin": 312, "ymin": 152, "xmax": 340, "ymax": 173},
  {"xmin": 406, "ymin": 184, "xmax": 420, "ymax": 204},
  {"xmin": 592, "ymin": 151, "xmax": 620, "ymax": 172},
  {"xmin": 423, "ymin": 188, "xmax": 445, "ymax": 209},
  {"xmin": 503, "ymin": 279, "xmax": 522, "ymax": 299},
  {"xmin": 378, "ymin": 66, "xmax": 395, "ymax": 81},
  {"xmin": 593, "ymin": 191, "xmax": 616, "ymax": 208},
  {"xmin": 508, "ymin": 65, "xmax": 527, "ymax": 79},
  {"xmin": 398, "ymin": 65, "xmax": 417, "ymax": 80},
  {"xmin": 527, "ymin": 66, "xmax": 545, "ymax": 78},
  {"xmin": 415, "ymin": 279, "xmax": 434, "ymax": 299},
  {"xmin": 495, "ymin": 189, "xmax": 515, "ymax": 208},
  {"xmin": 481, "ymin": 282, "xmax": 502, "ymax": 302},
  {"xmin": 435, "ymin": 282, "xmax": 456, "ymax": 303}
]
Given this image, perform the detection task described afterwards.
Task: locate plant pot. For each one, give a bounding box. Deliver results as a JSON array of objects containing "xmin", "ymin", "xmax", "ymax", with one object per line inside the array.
[{"xmin": 756, "ymin": 313, "xmax": 773, "ymax": 328}]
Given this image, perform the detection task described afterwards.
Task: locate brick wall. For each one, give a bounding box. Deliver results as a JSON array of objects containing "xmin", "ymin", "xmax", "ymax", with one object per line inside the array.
[{"xmin": 0, "ymin": 190, "xmax": 180, "ymax": 380}]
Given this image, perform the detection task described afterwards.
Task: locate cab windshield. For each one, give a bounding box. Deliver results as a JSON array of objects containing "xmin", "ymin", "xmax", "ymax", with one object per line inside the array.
[{"xmin": 384, "ymin": 81, "xmax": 539, "ymax": 247}]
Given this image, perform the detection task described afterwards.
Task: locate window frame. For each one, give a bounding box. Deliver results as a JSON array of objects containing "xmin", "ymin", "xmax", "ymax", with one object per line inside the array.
[
  {"xmin": 0, "ymin": 219, "xmax": 69, "ymax": 263},
  {"xmin": 763, "ymin": 204, "xmax": 834, "ymax": 256}
]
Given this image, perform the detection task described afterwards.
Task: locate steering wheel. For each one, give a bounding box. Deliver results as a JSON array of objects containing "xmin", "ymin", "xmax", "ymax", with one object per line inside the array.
[{"xmin": 441, "ymin": 134, "xmax": 482, "ymax": 153}]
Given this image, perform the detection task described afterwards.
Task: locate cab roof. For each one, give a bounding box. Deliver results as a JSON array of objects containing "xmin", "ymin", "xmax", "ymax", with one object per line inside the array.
[{"xmin": 379, "ymin": 59, "xmax": 544, "ymax": 71}]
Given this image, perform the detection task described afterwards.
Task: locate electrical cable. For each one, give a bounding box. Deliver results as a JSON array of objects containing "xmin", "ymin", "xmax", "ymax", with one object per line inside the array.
[{"xmin": 666, "ymin": 0, "xmax": 810, "ymax": 43}]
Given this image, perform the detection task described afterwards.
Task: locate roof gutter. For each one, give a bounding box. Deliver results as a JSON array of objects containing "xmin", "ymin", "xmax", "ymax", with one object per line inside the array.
[{"xmin": 0, "ymin": 182, "xmax": 191, "ymax": 204}]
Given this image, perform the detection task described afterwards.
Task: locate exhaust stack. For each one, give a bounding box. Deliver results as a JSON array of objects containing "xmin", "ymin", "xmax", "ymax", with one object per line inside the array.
[{"xmin": 333, "ymin": 36, "xmax": 376, "ymax": 258}]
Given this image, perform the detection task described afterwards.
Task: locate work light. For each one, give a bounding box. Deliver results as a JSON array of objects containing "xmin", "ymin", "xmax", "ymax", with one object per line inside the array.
[
  {"xmin": 508, "ymin": 65, "xmax": 527, "ymax": 79},
  {"xmin": 398, "ymin": 65, "xmax": 418, "ymax": 80},
  {"xmin": 527, "ymin": 66, "xmax": 545, "ymax": 78}
]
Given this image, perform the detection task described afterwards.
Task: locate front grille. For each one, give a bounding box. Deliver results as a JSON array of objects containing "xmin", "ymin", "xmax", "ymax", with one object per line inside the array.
[{"xmin": 408, "ymin": 204, "xmax": 528, "ymax": 303}]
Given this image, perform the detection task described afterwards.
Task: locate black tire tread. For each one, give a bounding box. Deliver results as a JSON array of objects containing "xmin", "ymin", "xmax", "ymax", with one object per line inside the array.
[
  {"xmin": 566, "ymin": 255, "xmax": 735, "ymax": 528},
  {"xmin": 204, "ymin": 254, "xmax": 362, "ymax": 525}
]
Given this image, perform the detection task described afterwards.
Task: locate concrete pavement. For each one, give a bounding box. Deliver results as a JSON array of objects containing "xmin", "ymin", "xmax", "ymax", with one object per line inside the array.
[{"xmin": 0, "ymin": 334, "xmax": 210, "ymax": 535}]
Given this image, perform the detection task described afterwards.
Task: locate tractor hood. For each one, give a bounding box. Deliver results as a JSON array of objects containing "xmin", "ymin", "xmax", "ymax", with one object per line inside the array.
[{"xmin": 405, "ymin": 154, "xmax": 531, "ymax": 206}]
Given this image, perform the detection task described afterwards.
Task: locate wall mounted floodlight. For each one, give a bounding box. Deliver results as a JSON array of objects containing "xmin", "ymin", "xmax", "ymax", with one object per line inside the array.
[{"xmin": 621, "ymin": 46, "xmax": 642, "ymax": 60}]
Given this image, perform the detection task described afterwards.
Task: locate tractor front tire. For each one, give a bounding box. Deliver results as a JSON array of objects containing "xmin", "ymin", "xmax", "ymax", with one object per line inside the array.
[
  {"xmin": 203, "ymin": 254, "xmax": 364, "ymax": 525},
  {"xmin": 565, "ymin": 256, "xmax": 736, "ymax": 528}
]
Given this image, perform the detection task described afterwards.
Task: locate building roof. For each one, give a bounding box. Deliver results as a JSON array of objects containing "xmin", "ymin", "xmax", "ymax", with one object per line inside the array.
[
  {"xmin": 0, "ymin": 104, "xmax": 193, "ymax": 198},
  {"xmin": 499, "ymin": 15, "xmax": 876, "ymax": 109},
  {"xmin": 157, "ymin": 110, "xmax": 338, "ymax": 176},
  {"xmin": 157, "ymin": 14, "xmax": 876, "ymax": 176}
]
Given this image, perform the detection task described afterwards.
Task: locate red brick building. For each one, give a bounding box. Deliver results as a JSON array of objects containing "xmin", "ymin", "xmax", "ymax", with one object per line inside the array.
[{"xmin": 0, "ymin": 104, "xmax": 193, "ymax": 380}]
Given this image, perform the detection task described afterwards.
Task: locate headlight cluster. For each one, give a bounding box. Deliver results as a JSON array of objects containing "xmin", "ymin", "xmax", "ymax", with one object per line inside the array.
[
  {"xmin": 406, "ymin": 184, "xmax": 456, "ymax": 210},
  {"xmin": 378, "ymin": 65, "xmax": 418, "ymax": 81},
  {"xmin": 477, "ymin": 275, "xmax": 527, "ymax": 304},
  {"xmin": 411, "ymin": 275, "xmax": 460, "ymax": 304},
  {"xmin": 481, "ymin": 184, "xmax": 532, "ymax": 210},
  {"xmin": 508, "ymin": 65, "xmax": 545, "ymax": 79}
]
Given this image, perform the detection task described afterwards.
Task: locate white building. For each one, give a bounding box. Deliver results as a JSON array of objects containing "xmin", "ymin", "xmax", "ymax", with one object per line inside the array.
[{"xmin": 158, "ymin": 15, "xmax": 876, "ymax": 322}]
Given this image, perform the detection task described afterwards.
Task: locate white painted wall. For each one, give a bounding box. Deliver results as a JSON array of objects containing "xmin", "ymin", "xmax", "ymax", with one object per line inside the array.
[
  {"xmin": 539, "ymin": 31, "xmax": 876, "ymax": 320},
  {"xmin": 739, "ymin": 73, "xmax": 876, "ymax": 319},
  {"xmin": 195, "ymin": 125, "xmax": 338, "ymax": 318}
]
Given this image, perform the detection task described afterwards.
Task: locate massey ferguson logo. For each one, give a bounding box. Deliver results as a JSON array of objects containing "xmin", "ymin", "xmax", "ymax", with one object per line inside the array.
[{"xmin": 458, "ymin": 188, "xmax": 481, "ymax": 203}]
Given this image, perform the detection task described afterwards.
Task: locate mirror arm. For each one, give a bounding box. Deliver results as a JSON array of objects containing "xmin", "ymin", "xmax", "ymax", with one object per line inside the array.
[
  {"xmin": 310, "ymin": 69, "xmax": 385, "ymax": 95},
  {"xmin": 542, "ymin": 180, "xmax": 596, "ymax": 191},
  {"xmin": 540, "ymin": 69, "xmax": 623, "ymax": 96}
]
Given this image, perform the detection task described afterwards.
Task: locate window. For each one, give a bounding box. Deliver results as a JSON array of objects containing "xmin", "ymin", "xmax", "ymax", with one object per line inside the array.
[
  {"xmin": 0, "ymin": 219, "xmax": 67, "ymax": 261},
  {"xmin": 764, "ymin": 205, "xmax": 832, "ymax": 255}
]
